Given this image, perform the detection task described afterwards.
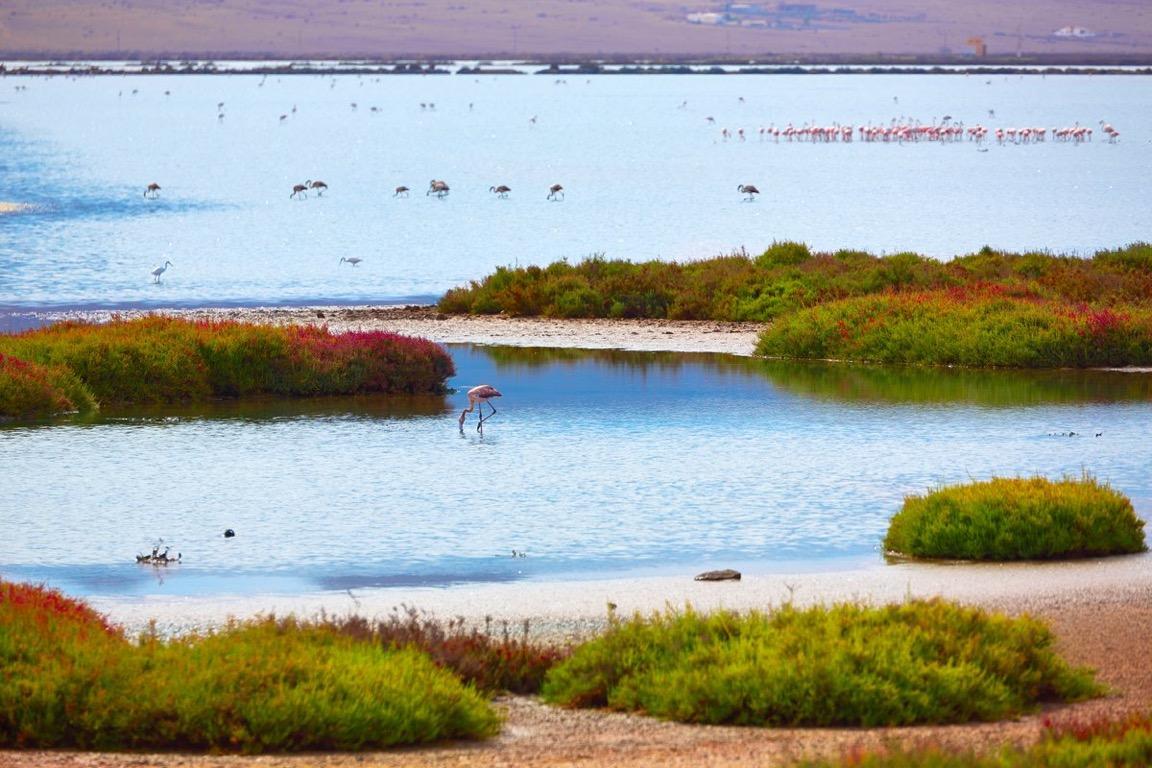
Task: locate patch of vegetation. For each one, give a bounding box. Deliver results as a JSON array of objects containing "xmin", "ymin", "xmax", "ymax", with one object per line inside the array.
[
  {"xmin": 0, "ymin": 352, "xmax": 95, "ymax": 420},
  {"xmin": 802, "ymin": 712, "xmax": 1152, "ymax": 767},
  {"xmin": 541, "ymin": 599, "xmax": 1100, "ymax": 727},
  {"xmin": 884, "ymin": 475, "xmax": 1147, "ymax": 561},
  {"xmin": 438, "ymin": 242, "xmax": 1152, "ymax": 323},
  {"xmin": 0, "ymin": 581, "xmax": 500, "ymax": 752},
  {"xmin": 0, "ymin": 316, "xmax": 455, "ymax": 420},
  {"xmin": 755, "ymin": 286, "xmax": 1152, "ymax": 367},
  {"xmin": 327, "ymin": 606, "xmax": 569, "ymax": 695}
]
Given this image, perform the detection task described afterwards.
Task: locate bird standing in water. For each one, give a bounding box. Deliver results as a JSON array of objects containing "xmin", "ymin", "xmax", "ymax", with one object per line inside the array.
[
  {"xmin": 151, "ymin": 260, "xmax": 173, "ymax": 283},
  {"xmin": 459, "ymin": 384, "xmax": 502, "ymax": 431}
]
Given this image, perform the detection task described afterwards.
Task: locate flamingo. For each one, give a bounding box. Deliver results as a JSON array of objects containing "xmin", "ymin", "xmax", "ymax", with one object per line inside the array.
[
  {"xmin": 144, "ymin": 182, "xmax": 161, "ymax": 198},
  {"xmin": 394, "ymin": 185, "xmax": 410, "ymax": 197},
  {"xmin": 547, "ymin": 183, "xmax": 564, "ymax": 201},
  {"xmin": 427, "ymin": 179, "xmax": 450, "ymax": 198},
  {"xmin": 309, "ymin": 180, "xmax": 328, "ymax": 195},
  {"xmin": 459, "ymin": 384, "xmax": 502, "ymax": 431},
  {"xmin": 490, "ymin": 184, "xmax": 511, "ymax": 198},
  {"xmin": 151, "ymin": 260, "xmax": 173, "ymax": 283},
  {"xmin": 290, "ymin": 183, "xmax": 309, "ymax": 199},
  {"xmin": 737, "ymin": 184, "xmax": 760, "ymax": 201},
  {"xmin": 340, "ymin": 257, "xmax": 362, "ymax": 266}
]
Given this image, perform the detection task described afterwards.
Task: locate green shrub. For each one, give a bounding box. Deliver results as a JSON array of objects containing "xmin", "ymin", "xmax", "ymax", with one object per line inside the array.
[
  {"xmin": 542, "ymin": 599, "xmax": 1099, "ymax": 727},
  {"xmin": 755, "ymin": 240, "xmax": 812, "ymax": 268},
  {"xmin": 1094, "ymin": 241, "xmax": 1152, "ymax": 272},
  {"xmin": 755, "ymin": 288, "xmax": 1152, "ymax": 367},
  {"xmin": 328, "ymin": 607, "xmax": 569, "ymax": 694},
  {"xmin": 0, "ymin": 581, "xmax": 500, "ymax": 752},
  {"xmin": 438, "ymin": 244, "xmax": 1152, "ymax": 324},
  {"xmin": 0, "ymin": 353, "xmax": 96, "ymax": 419},
  {"xmin": 884, "ymin": 475, "xmax": 1147, "ymax": 561},
  {"xmin": 0, "ymin": 317, "xmax": 455, "ymax": 418},
  {"xmin": 802, "ymin": 713, "xmax": 1152, "ymax": 767}
]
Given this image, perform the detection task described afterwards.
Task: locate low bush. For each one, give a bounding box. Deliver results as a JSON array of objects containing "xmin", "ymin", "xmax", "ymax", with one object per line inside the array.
[
  {"xmin": 0, "ymin": 353, "xmax": 96, "ymax": 419},
  {"xmin": 328, "ymin": 607, "xmax": 569, "ymax": 694},
  {"xmin": 884, "ymin": 475, "xmax": 1147, "ymax": 561},
  {"xmin": 0, "ymin": 581, "xmax": 500, "ymax": 752},
  {"xmin": 0, "ymin": 317, "xmax": 455, "ymax": 419},
  {"xmin": 541, "ymin": 599, "xmax": 1099, "ymax": 727},
  {"xmin": 755, "ymin": 287, "xmax": 1152, "ymax": 367},
  {"xmin": 438, "ymin": 243, "xmax": 1152, "ymax": 323},
  {"xmin": 803, "ymin": 713, "xmax": 1152, "ymax": 767}
]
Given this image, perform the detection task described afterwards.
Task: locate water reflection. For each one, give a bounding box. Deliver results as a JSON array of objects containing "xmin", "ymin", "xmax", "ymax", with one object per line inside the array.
[
  {"xmin": 96, "ymin": 394, "xmax": 450, "ymax": 423},
  {"xmin": 3, "ymin": 344, "xmax": 1150, "ymax": 599},
  {"xmin": 474, "ymin": 345, "xmax": 1152, "ymax": 407},
  {"xmin": 755, "ymin": 360, "xmax": 1152, "ymax": 407}
]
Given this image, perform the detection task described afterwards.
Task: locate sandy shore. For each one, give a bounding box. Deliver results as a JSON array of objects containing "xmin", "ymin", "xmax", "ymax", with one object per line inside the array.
[
  {"xmin": 88, "ymin": 552, "xmax": 1152, "ymax": 643},
  {"xmin": 9, "ymin": 563, "xmax": 1152, "ymax": 768},
  {"xmin": 27, "ymin": 304, "xmax": 767, "ymax": 356},
  {"xmin": 6, "ymin": 305, "xmax": 1152, "ymax": 766}
]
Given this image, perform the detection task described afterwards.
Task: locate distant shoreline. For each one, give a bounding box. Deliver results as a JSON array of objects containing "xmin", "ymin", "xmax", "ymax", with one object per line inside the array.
[{"xmin": 3, "ymin": 59, "xmax": 1152, "ymax": 77}]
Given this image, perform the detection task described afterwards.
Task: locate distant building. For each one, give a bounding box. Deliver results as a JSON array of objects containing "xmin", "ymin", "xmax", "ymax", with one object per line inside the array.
[
  {"xmin": 1053, "ymin": 26, "xmax": 1096, "ymax": 38},
  {"xmin": 686, "ymin": 12, "xmax": 726, "ymax": 25}
]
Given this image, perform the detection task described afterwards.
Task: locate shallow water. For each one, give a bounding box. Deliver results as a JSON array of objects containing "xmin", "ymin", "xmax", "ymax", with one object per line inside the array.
[
  {"xmin": 1, "ymin": 72, "xmax": 1149, "ymax": 309},
  {"xmin": 2, "ymin": 346, "xmax": 1148, "ymax": 598}
]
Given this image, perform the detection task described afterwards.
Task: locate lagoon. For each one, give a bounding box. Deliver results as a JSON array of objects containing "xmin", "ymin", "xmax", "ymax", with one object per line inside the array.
[
  {"xmin": 1, "ymin": 72, "xmax": 1150, "ymax": 310},
  {"xmin": 2, "ymin": 345, "xmax": 1149, "ymax": 599}
]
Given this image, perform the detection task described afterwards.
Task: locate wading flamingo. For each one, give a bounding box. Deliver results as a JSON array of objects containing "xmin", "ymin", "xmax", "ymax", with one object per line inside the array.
[
  {"xmin": 340, "ymin": 257, "xmax": 362, "ymax": 266},
  {"xmin": 144, "ymin": 182, "xmax": 161, "ymax": 198},
  {"xmin": 547, "ymin": 183, "xmax": 564, "ymax": 201},
  {"xmin": 737, "ymin": 183, "xmax": 760, "ymax": 201},
  {"xmin": 490, "ymin": 184, "xmax": 512, "ymax": 198},
  {"xmin": 394, "ymin": 185, "xmax": 410, "ymax": 197},
  {"xmin": 151, "ymin": 260, "xmax": 173, "ymax": 283},
  {"xmin": 459, "ymin": 384, "xmax": 502, "ymax": 431},
  {"xmin": 291, "ymin": 183, "xmax": 309, "ymax": 199},
  {"xmin": 309, "ymin": 180, "xmax": 329, "ymax": 195},
  {"xmin": 427, "ymin": 179, "xmax": 450, "ymax": 198}
]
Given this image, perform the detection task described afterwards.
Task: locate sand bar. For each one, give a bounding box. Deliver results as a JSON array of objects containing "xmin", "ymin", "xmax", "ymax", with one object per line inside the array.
[{"xmin": 27, "ymin": 304, "xmax": 768, "ymax": 356}]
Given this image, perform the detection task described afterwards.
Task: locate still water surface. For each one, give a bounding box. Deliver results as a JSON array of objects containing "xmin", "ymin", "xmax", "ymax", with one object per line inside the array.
[
  {"xmin": 1, "ymin": 72, "xmax": 1149, "ymax": 309},
  {"xmin": 2, "ymin": 346, "xmax": 1149, "ymax": 598}
]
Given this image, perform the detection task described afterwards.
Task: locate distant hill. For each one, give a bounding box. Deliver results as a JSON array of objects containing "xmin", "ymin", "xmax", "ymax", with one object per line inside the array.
[{"xmin": 1, "ymin": 0, "xmax": 1149, "ymax": 60}]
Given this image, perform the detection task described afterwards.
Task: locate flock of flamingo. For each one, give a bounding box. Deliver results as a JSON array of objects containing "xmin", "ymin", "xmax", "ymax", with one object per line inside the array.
[{"xmin": 716, "ymin": 119, "xmax": 1120, "ymax": 145}]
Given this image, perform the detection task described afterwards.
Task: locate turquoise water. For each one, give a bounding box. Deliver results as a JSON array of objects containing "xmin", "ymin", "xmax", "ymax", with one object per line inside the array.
[
  {"xmin": 1, "ymin": 72, "xmax": 1150, "ymax": 309},
  {"xmin": 2, "ymin": 346, "xmax": 1149, "ymax": 598}
]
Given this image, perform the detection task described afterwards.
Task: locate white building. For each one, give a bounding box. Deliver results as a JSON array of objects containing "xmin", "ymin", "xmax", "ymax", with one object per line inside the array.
[{"xmin": 1053, "ymin": 26, "xmax": 1096, "ymax": 38}]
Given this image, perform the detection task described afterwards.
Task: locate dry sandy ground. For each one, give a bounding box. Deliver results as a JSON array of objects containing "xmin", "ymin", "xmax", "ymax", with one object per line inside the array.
[
  {"xmin": 4, "ymin": 559, "xmax": 1147, "ymax": 768},
  {"xmin": 5, "ymin": 306, "xmax": 1151, "ymax": 767},
  {"xmin": 1, "ymin": 0, "xmax": 1148, "ymax": 58},
  {"xmin": 33, "ymin": 305, "xmax": 768, "ymax": 356}
]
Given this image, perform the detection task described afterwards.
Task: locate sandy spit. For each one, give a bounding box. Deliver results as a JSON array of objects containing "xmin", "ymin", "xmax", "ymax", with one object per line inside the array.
[{"xmin": 29, "ymin": 305, "xmax": 768, "ymax": 356}]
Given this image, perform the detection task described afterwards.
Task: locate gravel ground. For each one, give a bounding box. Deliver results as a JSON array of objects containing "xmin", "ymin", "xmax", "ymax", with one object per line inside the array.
[{"xmin": 4, "ymin": 597, "xmax": 1150, "ymax": 768}]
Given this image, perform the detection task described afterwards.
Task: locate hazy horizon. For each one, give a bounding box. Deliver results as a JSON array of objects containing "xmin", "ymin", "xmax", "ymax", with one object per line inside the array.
[{"xmin": 2, "ymin": 0, "xmax": 1150, "ymax": 60}]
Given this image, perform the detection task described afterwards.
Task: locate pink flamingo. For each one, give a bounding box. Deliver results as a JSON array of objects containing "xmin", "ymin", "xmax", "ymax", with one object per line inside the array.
[
  {"xmin": 459, "ymin": 384, "xmax": 502, "ymax": 430},
  {"xmin": 144, "ymin": 182, "xmax": 161, "ymax": 198}
]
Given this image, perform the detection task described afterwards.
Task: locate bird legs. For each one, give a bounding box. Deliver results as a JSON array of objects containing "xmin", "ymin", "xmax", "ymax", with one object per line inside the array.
[
  {"xmin": 458, "ymin": 400, "xmax": 497, "ymax": 431},
  {"xmin": 477, "ymin": 401, "xmax": 496, "ymax": 429}
]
